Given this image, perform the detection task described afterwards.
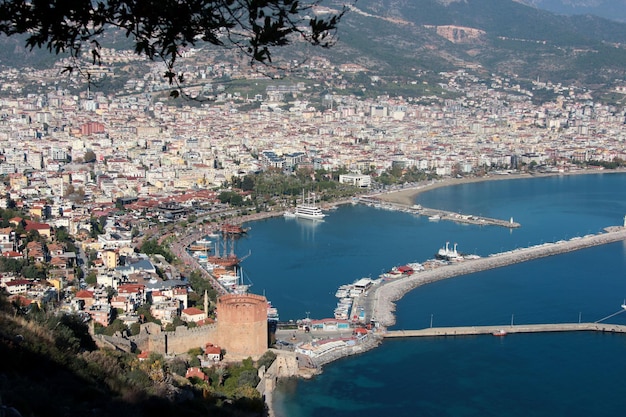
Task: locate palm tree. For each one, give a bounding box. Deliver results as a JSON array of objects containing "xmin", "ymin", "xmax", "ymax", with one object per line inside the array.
[{"xmin": 214, "ymin": 364, "xmax": 229, "ymax": 387}]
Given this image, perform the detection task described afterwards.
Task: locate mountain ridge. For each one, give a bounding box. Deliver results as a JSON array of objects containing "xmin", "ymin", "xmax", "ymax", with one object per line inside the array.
[
  {"xmin": 516, "ymin": 0, "xmax": 626, "ymax": 23},
  {"xmin": 310, "ymin": 0, "xmax": 626, "ymax": 89},
  {"xmin": 1, "ymin": 0, "xmax": 626, "ymax": 97}
]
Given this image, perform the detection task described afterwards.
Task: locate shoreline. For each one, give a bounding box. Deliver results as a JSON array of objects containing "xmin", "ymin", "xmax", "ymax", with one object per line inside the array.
[
  {"xmin": 374, "ymin": 167, "xmax": 626, "ymax": 207},
  {"xmin": 168, "ymin": 168, "xmax": 624, "ymax": 417},
  {"xmin": 267, "ymin": 167, "xmax": 626, "ymax": 416}
]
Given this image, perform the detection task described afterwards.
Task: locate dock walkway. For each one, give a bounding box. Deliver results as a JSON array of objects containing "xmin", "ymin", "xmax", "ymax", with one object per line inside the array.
[
  {"xmin": 359, "ymin": 196, "xmax": 521, "ymax": 228},
  {"xmin": 367, "ymin": 227, "xmax": 626, "ymax": 327},
  {"xmin": 384, "ymin": 323, "xmax": 626, "ymax": 338}
]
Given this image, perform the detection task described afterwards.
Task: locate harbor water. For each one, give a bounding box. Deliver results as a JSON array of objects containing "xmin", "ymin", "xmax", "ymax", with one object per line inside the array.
[{"xmin": 234, "ymin": 173, "xmax": 626, "ymax": 416}]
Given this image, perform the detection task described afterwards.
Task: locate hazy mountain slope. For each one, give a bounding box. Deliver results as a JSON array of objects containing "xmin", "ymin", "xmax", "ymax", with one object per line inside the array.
[
  {"xmin": 517, "ymin": 0, "xmax": 626, "ymax": 22},
  {"xmin": 2, "ymin": 0, "xmax": 626, "ymax": 92},
  {"xmin": 315, "ymin": 0, "xmax": 626, "ymax": 86},
  {"xmin": 352, "ymin": 0, "xmax": 626, "ymax": 44}
]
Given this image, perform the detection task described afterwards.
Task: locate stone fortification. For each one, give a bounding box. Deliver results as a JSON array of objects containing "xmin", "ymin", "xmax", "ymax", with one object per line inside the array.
[
  {"xmin": 127, "ymin": 293, "xmax": 271, "ymax": 357},
  {"xmin": 256, "ymin": 351, "xmax": 302, "ymax": 416},
  {"xmin": 159, "ymin": 324, "xmax": 218, "ymax": 355},
  {"xmin": 217, "ymin": 293, "xmax": 268, "ymax": 358},
  {"xmin": 130, "ymin": 322, "xmax": 218, "ymax": 355}
]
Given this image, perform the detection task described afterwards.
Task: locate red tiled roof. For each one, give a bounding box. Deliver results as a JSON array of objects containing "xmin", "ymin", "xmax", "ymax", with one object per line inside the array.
[
  {"xmin": 24, "ymin": 222, "xmax": 51, "ymax": 231},
  {"xmin": 118, "ymin": 284, "xmax": 144, "ymax": 293},
  {"xmin": 9, "ymin": 295, "xmax": 32, "ymax": 306},
  {"xmin": 196, "ymin": 317, "xmax": 215, "ymax": 326},
  {"xmin": 205, "ymin": 344, "xmax": 221, "ymax": 355},
  {"xmin": 75, "ymin": 290, "xmax": 94, "ymax": 299},
  {"xmin": 182, "ymin": 307, "xmax": 205, "ymax": 316},
  {"xmin": 5, "ymin": 279, "xmax": 30, "ymax": 287},
  {"xmin": 185, "ymin": 367, "xmax": 207, "ymax": 381}
]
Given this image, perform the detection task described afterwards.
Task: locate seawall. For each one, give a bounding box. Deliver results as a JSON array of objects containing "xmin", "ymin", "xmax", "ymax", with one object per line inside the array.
[
  {"xmin": 384, "ymin": 323, "xmax": 626, "ymax": 338},
  {"xmin": 370, "ymin": 227, "xmax": 626, "ymax": 327}
]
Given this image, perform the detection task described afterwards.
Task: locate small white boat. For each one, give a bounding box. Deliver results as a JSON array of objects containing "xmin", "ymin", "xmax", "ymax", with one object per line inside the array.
[{"xmin": 283, "ymin": 211, "xmax": 296, "ymax": 218}]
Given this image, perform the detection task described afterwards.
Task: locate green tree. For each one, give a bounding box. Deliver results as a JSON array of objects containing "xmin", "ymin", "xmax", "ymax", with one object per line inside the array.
[
  {"xmin": 74, "ymin": 266, "xmax": 84, "ymax": 280},
  {"xmin": 188, "ymin": 270, "xmax": 217, "ymax": 305},
  {"xmin": 129, "ymin": 322, "xmax": 141, "ymax": 336},
  {"xmin": 96, "ymin": 318, "xmax": 128, "ymax": 336},
  {"xmin": 139, "ymin": 238, "xmax": 174, "ymax": 263},
  {"xmin": 168, "ymin": 358, "xmax": 188, "ymax": 377},
  {"xmin": 22, "ymin": 264, "xmax": 46, "ymax": 279},
  {"xmin": 55, "ymin": 226, "xmax": 70, "ymax": 242},
  {"xmin": 137, "ymin": 303, "xmax": 160, "ymax": 325},
  {"xmin": 85, "ymin": 270, "xmax": 97, "ymax": 285},
  {"xmin": 241, "ymin": 176, "xmax": 255, "ymax": 191},
  {"xmin": 0, "ymin": 0, "xmax": 345, "ymax": 93},
  {"xmin": 47, "ymin": 313, "xmax": 97, "ymax": 352},
  {"xmin": 164, "ymin": 316, "xmax": 185, "ymax": 331},
  {"xmin": 89, "ymin": 216, "xmax": 105, "ymax": 237},
  {"xmin": 237, "ymin": 369, "xmax": 260, "ymax": 387},
  {"xmin": 0, "ymin": 258, "xmax": 25, "ymax": 274},
  {"xmin": 83, "ymin": 150, "xmax": 96, "ymax": 163},
  {"xmin": 256, "ymin": 350, "xmax": 276, "ymax": 370},
  {"xmin": 218, "ymin": 191, "xmax": 244, "ymax": 206}
]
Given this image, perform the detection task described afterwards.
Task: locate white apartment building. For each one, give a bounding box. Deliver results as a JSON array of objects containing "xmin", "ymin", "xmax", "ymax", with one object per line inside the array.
[{"xmin": 339, "ymin": 174, "xmax": 371, "ymax": 188}]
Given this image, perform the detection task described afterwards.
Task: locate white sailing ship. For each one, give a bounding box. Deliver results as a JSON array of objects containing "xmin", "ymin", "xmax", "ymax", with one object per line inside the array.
[{"xmin": 294, "ymin": 190, "xmax": 326, "ymax": 220}]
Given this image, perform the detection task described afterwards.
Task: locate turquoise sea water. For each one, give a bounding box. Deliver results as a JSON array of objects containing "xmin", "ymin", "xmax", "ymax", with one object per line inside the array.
[{"xmin": 235, "ymin": 173, "xmax": 626, "ymax": 416}]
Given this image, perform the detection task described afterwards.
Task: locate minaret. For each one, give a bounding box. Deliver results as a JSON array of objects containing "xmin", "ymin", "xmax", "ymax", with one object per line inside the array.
[
  {"xmin": 204, "ymin": 290, "xmax": 209, "ymax": 315},
  {"xmin": 623, "ymin": 215, "xmax": 626, "ymax": 228}
]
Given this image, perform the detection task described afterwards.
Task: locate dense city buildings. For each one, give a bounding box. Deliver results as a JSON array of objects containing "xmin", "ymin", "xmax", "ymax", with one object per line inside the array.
[{"xmin": 0, "ymin": 40, "xmax": 625, "ymax": 359}]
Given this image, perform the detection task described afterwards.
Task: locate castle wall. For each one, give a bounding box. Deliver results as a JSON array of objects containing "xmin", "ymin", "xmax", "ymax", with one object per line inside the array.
[
  {"xmin": 256, "ymin": 351, "xmax": 300, "ymax": 410},
  {"xmin": 217, "ymin": 293, "xmax": 268, "ymax": 358},
  {"xmin": 130, "ymin": 323, "xmax": 218, "ymax": 355},
  {"xmin": 160, "ymin": 324, "xmax": 218, "ymax": 355},
  {"xmin": 129, "ymin": 293, "xmax": 269, "ymax": 357}
]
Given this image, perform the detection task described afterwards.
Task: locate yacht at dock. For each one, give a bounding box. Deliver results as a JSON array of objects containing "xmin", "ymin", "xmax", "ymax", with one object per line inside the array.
[{"xmin": 294, "ymin": 190, "xmax": 326, "ymax": 220}]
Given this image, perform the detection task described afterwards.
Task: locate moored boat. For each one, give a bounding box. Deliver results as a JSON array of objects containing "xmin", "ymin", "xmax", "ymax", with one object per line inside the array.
[
  {"xmin": 492, "ymin": 329, "xmax": 507, "ymax": 337},
  {"xmin": 267, "ymin": 301, "xmax": 279, "ymax": 322},
  {"xmin": 294, "ymin": 190, "xmax": 326, "ymax": 220},
  {"xmin": 436, "ymin": 241, "xmax": 461, "ymax": 260},
  {"xmin": 190, "ymin": 239, "xmax": 212, "ymax": 251},
  {"xmin": 221, "ymin": 223, "xmax": 249, "ymax": 235}
]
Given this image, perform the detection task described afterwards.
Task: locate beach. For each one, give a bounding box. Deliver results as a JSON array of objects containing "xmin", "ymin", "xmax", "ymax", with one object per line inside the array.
[
  {"xmin": 374, "ymin": 172, "xmax": 540, "ymax": 206},
  {"xmin": 374, "ymin": 168, "xmax": 626, "ymax": 206}
]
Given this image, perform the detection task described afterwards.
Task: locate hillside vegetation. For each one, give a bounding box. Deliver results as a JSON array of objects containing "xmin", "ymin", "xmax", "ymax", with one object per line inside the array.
[
  {"xmin": 0, "ymin": 292, "xmax": 268, "ymax": 417},
  {"xmin": 276, "ymin": 0, "xmax": 626, "ymax": 91}
]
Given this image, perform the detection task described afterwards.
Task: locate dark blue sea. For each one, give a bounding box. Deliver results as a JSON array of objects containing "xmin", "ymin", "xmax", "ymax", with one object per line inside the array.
[{"xmin": 235, "ymin": 173, "xmax": 626, "ymax": 417}]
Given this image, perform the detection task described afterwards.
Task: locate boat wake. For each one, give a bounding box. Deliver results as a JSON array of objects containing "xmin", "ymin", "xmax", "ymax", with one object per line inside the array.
[{"xmin": 594, "ymin": 306, "xmax": 626, "ymax": 323}]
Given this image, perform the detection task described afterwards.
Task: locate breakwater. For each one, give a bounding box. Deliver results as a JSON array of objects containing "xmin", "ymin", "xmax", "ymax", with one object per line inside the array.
[
  {"xmin": 358, "ymin": 196, "xmax": 521, "ymax": 228},
  {"xmin": 369, "ymin": 226, "xmax": 626, "ymax": 328},
  {"xmin": 384, "ymin": 322, "xmax": 626, "ymax": 338}
]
